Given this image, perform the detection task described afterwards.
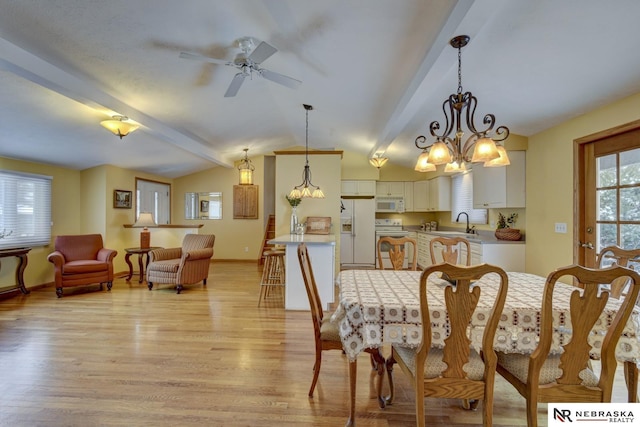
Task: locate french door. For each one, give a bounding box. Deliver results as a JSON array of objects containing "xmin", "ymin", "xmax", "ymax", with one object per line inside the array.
[{"xmin": 576, "ymin": 120, "xmax": 640, "ymax": 267}]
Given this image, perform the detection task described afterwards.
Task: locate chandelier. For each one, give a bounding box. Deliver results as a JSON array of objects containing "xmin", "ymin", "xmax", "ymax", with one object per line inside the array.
[
  {"xmin": 237, "ymin": 148, "xmax": 255, "ymax": 185},
  {"xmin": 415, "ymin": 35, "xmax": 510, "ymax": 172},
  {"xmin": 289, "ymin": 104, "xmax": 325, "ymax": 199}
]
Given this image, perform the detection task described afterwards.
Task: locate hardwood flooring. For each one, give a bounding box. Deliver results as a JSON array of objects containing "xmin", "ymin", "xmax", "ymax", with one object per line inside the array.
[{"xmin": 0, "ymin": 262, "xmax": 630, "ymax": 426}]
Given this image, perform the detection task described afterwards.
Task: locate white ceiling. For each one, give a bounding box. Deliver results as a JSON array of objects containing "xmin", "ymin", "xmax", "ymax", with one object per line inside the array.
[{"xmin": 2, "ymin": 0, "xmax": 640, "ymax": 178}]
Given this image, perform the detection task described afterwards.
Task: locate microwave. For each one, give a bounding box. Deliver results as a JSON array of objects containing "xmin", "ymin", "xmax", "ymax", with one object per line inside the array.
[{"xmin": 376, "ymin": 197, "xmax": 405, "ymax": 213}]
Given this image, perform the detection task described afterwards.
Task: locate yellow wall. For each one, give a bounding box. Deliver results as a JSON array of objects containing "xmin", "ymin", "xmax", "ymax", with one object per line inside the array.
[
  {"xmin": 526, "ymin": 92, "xmax": 640, "ymax": 276},
  {"xmin": 172, "ymin": 156, "xmax": 265, "ymax": 261}
]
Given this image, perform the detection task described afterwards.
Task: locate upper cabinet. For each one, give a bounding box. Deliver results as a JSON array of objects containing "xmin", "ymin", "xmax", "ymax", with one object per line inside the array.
[
  {"xmin": 428, "ymin": 176, "xmax": 451, "ymax": 211},
  {"xmin": 376, "ymin": 181, "xmax": 405, "ymax": 197},
  {"xmin": 413, "ymin": 180, "xmax": 429, "ymax": 212},
  {"xmin": 473, "ymin": 151, "xmax": 526, "ymax": 209},
  {"xmin": 233, "ymin": 185, "xmax": 259, "ymax": 219},
  {"xmin": 403, "ymin": 181, "xmax": 414, "ymax": 212},
  {"xmin": 341, "ymin": 180, "xmax": 376, "ymax": 196}
]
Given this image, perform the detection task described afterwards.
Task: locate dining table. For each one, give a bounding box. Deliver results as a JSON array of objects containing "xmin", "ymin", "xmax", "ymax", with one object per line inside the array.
[{"xmin": 331, "ymin": 269, "xmax": 640, "ymax": 427}]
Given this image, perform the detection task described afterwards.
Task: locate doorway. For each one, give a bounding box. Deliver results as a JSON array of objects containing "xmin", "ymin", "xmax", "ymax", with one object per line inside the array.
[
  {"xmin": 135, "ymin": 178, "xmax": 171, "ymax": 225},
  {"xmin": 576, "ymin": 120, "xmax": 640, "ymax": 267}
]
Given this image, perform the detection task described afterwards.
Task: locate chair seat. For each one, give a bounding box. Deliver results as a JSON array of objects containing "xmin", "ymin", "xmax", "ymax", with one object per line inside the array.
[
  {"xmin": 147, "ymin": 259, "xmax": 180, "ymax": 273},
  {"xmin": 496, "ymin": 351, "xmax": 599, "ymax": 387},
  {"xmin": 63, "ymin": 260, "xmax": 109, "ymax": 274},
  {"xmin": 394, "ymin": 345, "xmax": 486, "ymax": 381},
  {"xmin": 319, "ymin": 317, "xmax": 341, "ymax": 342}
]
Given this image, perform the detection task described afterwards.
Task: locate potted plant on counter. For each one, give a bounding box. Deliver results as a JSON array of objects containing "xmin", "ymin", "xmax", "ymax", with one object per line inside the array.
[
  {"xmin": 495, "ymin": 212, "xmax": 521, "ymax": 241},
  {"xmin": 286, "ymin": 195, "xmax": 302, "ymax": 234}
]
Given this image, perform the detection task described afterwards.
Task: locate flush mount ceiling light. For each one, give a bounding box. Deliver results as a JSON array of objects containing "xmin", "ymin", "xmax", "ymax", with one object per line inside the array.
[
  {"xmin": 289, "ymin": 104, "xmax": 325, "ymax": 199},
  {"xmin": 414, "ymin": 35, "xmax": 510, "ymax": 172},
  {"xmin": 369, "ymin": 154, "xmax": 388, "ymax": 169},
  {"xmin": 100, "ymin": 115, "xmax": 139, "ymax": 139},
  {"xmin": 237, "ymin": 148, "xmax": 255, "ymax": 185}
]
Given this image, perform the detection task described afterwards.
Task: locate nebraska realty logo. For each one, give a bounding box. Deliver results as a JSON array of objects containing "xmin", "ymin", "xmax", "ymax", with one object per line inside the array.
[{"xmin": 549, "ymin": 403, "xmax": 640, "ymax": 425}]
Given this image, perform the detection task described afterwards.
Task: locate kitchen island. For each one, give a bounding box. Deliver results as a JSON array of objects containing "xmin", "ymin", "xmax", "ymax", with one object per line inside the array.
[{"xmin": 268, "ymin": 234, "xmax": 336, "ymax": 310}]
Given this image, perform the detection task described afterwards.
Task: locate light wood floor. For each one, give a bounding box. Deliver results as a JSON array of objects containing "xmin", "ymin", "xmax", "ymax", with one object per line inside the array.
[{"xmin": 0, "ymin": 262, "xmax": 630, "ymax": 426}]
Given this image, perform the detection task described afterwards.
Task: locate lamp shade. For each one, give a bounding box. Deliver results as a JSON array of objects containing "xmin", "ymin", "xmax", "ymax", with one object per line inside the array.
[
  {"xmin": 484, "ymin": 145, "xmax": 511, "ymax": 167},
  {"xmin": 414, "ymin": 151, "xmax": 436, "ymax": 172},
  {"xmin": 470, "ymin": 137, "xmax": 500, "ymax": 163},
  {"xmin": 426, "ymin": 141, "xmax": 452, "ymax": 165},
  {"xmin": 133, "ymin": 212, "xmax": 156, "ymax": 228},
  {"xmin": 100, "ymin": 115, "xmax": 139, "ymax": 139}
]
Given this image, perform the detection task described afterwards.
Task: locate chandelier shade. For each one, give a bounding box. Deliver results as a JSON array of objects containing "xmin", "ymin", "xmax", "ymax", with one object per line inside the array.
[
  {"xmin": 414, "ymin": 35, "xmax": 510, "ymax": 172},
  {"xmin": 237, "ymin": 148, "xmax": 255, "ymax": 185},
  {"xmin": 100, "ymin": 115, "xmax": 139, "ymax": 139},
  {"xmin": 289, "ymin": 104, "xmax": 325, "ymax": 199}
]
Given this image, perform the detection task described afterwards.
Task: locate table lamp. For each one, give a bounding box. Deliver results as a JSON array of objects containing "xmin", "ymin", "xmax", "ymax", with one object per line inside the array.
[{"xmin": 133, "ymin": 212, "xmax": 156, "ymax": 248}]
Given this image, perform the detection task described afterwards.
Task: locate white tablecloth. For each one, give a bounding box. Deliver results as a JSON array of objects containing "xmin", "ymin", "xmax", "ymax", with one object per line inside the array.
[{"xmin": 333, "ymin": 270, "xmax": 640, "ymax": 363}]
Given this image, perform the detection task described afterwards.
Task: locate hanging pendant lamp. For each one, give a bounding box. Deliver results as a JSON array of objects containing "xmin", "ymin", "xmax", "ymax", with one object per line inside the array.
[{"xmin": 289, "ymin": 104, "xmax": 325, "ymax": 199}]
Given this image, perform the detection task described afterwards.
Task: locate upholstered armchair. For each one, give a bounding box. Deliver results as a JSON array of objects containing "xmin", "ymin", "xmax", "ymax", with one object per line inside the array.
[
  {"xmin": 146, "ymin": 234, "xmax": 215, "ymax": 294},
  {"xmin": 47, "ymin": 234, "xmax": 118, "ymax": 298}
]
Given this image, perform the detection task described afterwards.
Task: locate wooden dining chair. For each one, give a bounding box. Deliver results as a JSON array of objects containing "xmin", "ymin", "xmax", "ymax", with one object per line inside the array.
[
  {"xmin": 297, "ymin": 243, "xmax": 385, "ymax": 402},
  {"xmin": 429, "ymin": 236, "xmax": 471, "ymax": 265},
  {"xmin": 495, "ymin": 264, "xmax": 640, "ymax": 427},
  {"xmin": 597, "ymin": 245, "xmax": 640, "ymax": 298},
  {"xmin": 385, "ymin": 263, "xmax": 509, "ymax": 427},
  {"xmin": 376, "ymin": 236, "xmax": 418, "ymax": 270}
]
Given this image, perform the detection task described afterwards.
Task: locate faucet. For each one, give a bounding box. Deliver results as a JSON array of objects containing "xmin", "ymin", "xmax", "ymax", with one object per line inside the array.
[{"xmin": 456, "ymin": 211, "xmax": 472, "ymax": 234}]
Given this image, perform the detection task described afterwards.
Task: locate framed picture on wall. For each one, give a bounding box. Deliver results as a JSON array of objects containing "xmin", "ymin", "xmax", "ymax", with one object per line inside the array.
[
  {"xmin": 114, "ymin": 189, "xmax": 132, "ymax": 209},
  {"xmin": 200, "ymin": 200, "xmax": 209, "ymax": 213}
]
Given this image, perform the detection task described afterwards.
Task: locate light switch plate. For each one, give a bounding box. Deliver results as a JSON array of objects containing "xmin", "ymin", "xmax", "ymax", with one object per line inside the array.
[{"xmin": 555, "ymin": 223, "xmax": 567, "ymax": 233}]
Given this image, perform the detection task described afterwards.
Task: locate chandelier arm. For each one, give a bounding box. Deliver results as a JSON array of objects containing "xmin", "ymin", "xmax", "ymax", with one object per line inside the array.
[
  {"xmin": 415, "ymin": 135, "xmax": 430, "ymax": 149},
  {"xmin": 493, "ymin": 125, "xmax": 510, "ymax": 143}
]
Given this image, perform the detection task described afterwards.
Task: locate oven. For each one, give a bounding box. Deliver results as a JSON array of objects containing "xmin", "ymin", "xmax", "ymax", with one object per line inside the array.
[{"xmin": 375, "ymin": 219, "xmax": 412, "ymax": 269}]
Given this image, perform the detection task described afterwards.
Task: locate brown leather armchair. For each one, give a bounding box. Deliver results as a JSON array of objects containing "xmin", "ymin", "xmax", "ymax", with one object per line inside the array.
[
  {"xmin": 146, "ymin": 234, "xmax": 215, "ymax": 294},
  {"xmin": 47, "ymin": 234, "xmax": 118, "ymax": 298}
]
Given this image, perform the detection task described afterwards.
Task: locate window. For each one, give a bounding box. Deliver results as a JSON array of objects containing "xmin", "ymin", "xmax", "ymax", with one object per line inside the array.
[
  {"xmin": 0, "ymin": 170, "xmax": 52, "ymax": 249},
  {"xmin": 450, "ymin": 171, "xmax": 487, "ymax": 224}
]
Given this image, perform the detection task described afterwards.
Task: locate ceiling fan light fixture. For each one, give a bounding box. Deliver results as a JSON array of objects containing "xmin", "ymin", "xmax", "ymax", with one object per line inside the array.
[
  {"xmin": 100, "ymin": 115, "xmax": 139, "ymax": 139},
  {"xmin": 415, "ymin": 35, "xmax": 510, "ymax": 170}
]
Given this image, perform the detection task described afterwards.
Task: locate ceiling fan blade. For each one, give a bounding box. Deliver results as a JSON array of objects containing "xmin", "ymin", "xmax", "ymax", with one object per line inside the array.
[
  {"xmin": 224, "ymin": 73, "xmax": 246, "ymax": 97},
  {"xmin": 179, "ymin": 51, "xmax": 233, "ymax": 66},
  {"xmin": 259, "ymin": 69, "xmax": 302, "ymax": 89},
  {"xmin": 248, "ymin": 41, "xmax": 277, "ymax": 64}
]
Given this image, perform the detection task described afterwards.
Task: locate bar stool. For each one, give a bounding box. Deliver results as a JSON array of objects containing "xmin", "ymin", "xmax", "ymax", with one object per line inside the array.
[{"xmin": 258, "ymin": 249, "xmax": 286, "ymax": 307}]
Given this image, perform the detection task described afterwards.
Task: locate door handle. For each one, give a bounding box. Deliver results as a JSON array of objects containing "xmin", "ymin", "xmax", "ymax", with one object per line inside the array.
[{"xmin": 580, "ymin": 241, "xmax": 594, "ymax": 249}]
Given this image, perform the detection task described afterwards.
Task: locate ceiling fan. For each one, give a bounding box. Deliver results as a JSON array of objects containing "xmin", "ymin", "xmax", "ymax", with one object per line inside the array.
[{"xmin": 179, "ymin": 37, "xmax": 302, "ymax": 97}]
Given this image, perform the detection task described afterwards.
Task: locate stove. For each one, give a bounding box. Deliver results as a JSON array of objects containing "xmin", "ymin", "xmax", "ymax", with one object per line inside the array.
[{"xmin": 375, "ymin": 219, "xmax": 408, "ymax": 235}]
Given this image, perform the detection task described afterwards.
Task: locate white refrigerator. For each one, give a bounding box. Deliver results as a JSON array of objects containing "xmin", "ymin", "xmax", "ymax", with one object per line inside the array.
[{"xmin": 340, "ymin": 198, "xmax": 375, "ymax": 266}]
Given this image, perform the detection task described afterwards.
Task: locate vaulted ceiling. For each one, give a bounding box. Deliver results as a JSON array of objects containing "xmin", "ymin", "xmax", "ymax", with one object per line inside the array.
[{"xmin": 2, "ymin": 0, "xmax": 640, "ymax": 177}]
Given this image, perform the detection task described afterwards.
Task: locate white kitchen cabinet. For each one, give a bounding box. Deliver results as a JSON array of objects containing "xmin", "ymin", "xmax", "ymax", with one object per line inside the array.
[
  {"xmin": 427, "ymin": 176, "xmax": 451, "ymax": 211},
  {"xmin": 376, "ymin": 181, "xmax": 405, "ymax": 197},
  {"xmin": 404, "ymin": 181, "xmax": 414, "ymax": 212},
  {"xmin": 341, "ymin": 180, "xmax": 376, "ymax": 196},
  {"xmin": 473, "ymin": 151, "xmax": 526, "ymax": 209},
  {"xmin": 413, "ymin": 180, "xmax": 429, "ymax": 212}
]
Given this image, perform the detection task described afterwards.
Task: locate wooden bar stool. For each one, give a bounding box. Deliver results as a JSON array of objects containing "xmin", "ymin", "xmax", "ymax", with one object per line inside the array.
[{"xmin": 258, "ymin": 249, "xmax": 286, "ymax": 307}]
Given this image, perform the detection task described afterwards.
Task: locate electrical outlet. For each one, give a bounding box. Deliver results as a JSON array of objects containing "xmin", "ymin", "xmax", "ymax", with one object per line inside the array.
[
  {"xmin": 554, "ymin": 223, "xmax": 567, "ymax": 233},
  {"xmin": 244, "ymin": 246, "xmax": 249, "ymax": 252}
]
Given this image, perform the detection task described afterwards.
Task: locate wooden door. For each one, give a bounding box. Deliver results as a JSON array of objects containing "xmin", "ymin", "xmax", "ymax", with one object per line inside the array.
[{"xmin": 576, "ymin": 121, "xmax": 640, "ymax": 266}]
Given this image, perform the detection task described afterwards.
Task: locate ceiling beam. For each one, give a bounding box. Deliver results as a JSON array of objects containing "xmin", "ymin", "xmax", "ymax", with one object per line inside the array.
[{"xmin": 0, "ymin": 36, "xmax": 233, "ymax": 168}]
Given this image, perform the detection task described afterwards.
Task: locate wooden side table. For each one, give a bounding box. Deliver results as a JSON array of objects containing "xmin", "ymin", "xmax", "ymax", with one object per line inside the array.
[
  {"xmin": 0, "ymin": 247, "xmax": 31, "ymax": 295},
  {"xmin": 124, "ymin": 247, "xmax": 162, "ymax": 283}
]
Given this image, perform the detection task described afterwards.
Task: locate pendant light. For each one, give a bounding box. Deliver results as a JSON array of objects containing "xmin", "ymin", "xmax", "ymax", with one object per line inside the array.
[
  {"xmin": 289, "ymin": 104, "xmax": 325, "ymax": 199},
  {"xmin": 237, "ymin": 148, "xmax": 255, "ymax": 185}
]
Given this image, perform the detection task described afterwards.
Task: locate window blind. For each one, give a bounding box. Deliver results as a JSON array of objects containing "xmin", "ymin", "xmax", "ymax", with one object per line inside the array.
[
  {"xmin": 450, "ymin": 171, "xmax": 487, "ymax": 224},
  {"xmin": 0, "ymin": 170, "xmax": 52, "ymax": 249}
]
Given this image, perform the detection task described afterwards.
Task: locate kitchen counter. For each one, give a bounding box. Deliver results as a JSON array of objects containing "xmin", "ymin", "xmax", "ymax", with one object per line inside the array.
[
  {"xmin": 404, "ymin": 226, "xmax": 525, "ymax": 244},
  {"xmin": 268, "ymin": 234, "xmax": 336, "ymax": 310}
]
